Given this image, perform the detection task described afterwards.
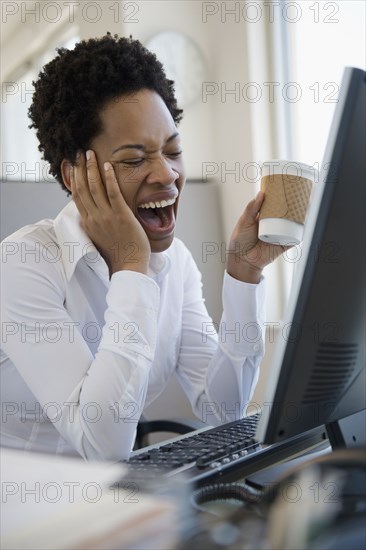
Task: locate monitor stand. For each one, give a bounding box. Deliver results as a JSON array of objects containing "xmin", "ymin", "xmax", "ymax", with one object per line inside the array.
[
  {"xmin": 326, "ymin": 409, "xmax": 366, "ymax": 449},
  {"xmin": 245, "ymin": 409, "xmax": 366, "ymax": 491}
]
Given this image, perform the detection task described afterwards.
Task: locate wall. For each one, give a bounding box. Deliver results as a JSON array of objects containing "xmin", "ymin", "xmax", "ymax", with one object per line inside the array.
[
  {"xmin": 1, "ymin": 1, "xmax": 260, "ymax": 235},
  {"xmin": 1, "ymin": 0, "xmax": 284, "ymax": 423}
]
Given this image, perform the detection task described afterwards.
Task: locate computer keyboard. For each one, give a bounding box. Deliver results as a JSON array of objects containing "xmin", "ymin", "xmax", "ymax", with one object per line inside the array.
[{"xmin": 126, "ymin": 414, "xmax": 261, "ymax": 484}]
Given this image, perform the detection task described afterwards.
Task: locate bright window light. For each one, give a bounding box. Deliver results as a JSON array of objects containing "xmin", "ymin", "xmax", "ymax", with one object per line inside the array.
[{"xmin": 289, "ymin": 0, "xmax": 365, "ymax": 167}]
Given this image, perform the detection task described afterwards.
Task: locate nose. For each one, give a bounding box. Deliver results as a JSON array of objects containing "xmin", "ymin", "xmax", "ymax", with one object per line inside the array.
[{"xmin": 145, "ymin": 158, "xmax": 179, "ymax": 186}]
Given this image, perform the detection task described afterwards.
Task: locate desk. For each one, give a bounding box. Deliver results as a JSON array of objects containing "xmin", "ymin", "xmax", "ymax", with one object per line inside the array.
[
  {"xmin": 184, "ymin": 446, "xmax": 366, "ymax": 550},
  {"xmin": 1, "ymin": 449, "xmax": 180, "ymax": 550},
  {"xmin": 2, "ymin": 445, "xmax": 365, "ymax": 549}
]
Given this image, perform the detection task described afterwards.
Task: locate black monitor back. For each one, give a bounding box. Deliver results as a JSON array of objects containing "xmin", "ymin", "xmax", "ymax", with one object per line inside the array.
[{"xmin": 257, "ymin": 67, "xmax": 366, "ymax": 447}]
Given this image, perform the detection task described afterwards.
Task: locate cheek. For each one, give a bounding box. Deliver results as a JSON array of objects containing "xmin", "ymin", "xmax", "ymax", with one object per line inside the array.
[{"xmin": 113, "ymin": 165, "xmax": 142, "ymax": 209}]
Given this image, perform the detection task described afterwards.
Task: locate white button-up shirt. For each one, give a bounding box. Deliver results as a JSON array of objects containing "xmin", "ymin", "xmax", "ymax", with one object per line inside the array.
[{"xmin": 0, "ymin": 201, "xmax": 266, "ymax": 461}]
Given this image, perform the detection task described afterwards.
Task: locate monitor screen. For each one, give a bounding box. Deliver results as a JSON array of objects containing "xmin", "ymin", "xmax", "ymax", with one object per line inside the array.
[{"xmin": 256, "ymin": 67, "xmax": 366, "ymax": 448}]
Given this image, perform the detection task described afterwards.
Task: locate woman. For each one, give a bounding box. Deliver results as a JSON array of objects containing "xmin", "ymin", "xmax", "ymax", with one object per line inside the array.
[{"xmin": 0, "ymin": 34, "xmax": 284, "ymax": 461}]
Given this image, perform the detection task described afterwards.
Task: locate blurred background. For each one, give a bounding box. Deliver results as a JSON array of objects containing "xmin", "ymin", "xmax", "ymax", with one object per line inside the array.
[{"xmin": 1, "ymin": 0, "xmax": 365, "ymax": 426}]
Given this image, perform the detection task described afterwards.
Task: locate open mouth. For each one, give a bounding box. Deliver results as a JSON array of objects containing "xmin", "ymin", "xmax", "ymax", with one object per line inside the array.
[{"xmin": 136, "ymin": 197, "xmax": 177, "ymax": 234}]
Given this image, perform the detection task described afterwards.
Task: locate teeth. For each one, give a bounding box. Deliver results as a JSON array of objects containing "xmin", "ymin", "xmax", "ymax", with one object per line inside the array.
[{"xmin": 139, "ymin": 197, "xmax": 177, "ymax": 209}]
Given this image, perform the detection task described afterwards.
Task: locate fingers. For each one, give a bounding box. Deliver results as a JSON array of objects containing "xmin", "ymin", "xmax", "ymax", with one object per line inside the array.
[
  {"xmin": 103, "ymin": 161, "xmax": 129, "ymax": 214},
  {"xmin": 85, "ymin": 150, "xmax": 109, "ymax": 208},
  {"xmin": 250, "ymin": 191, "xmax": 264, "ymax": 218},
  {"xmin": 72, "ymin": 150, "xmax": 109, "ymax": 212},
  {"xmin": 239, "ymin": 191, "xmax": 264, "ymax": 227},
  {"xmin": 69, "ymin": 160, "xmax": 87, "ymax": 218},
  {"xmin": 71, "ymin": 151, "xmax": 96, "ymax": 212},
  {"xmin": 70, "ymin": 150, "xmax": 129, "ymax": 223},
  {"xmin": 71, "ymin": 149, "xmax": 136, "ymax": 235}
]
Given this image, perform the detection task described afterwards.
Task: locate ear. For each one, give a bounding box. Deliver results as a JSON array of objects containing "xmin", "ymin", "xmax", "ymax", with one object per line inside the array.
[{"xmin": 61, "ymin": 159, "xmax": 73, "ymax": 193}]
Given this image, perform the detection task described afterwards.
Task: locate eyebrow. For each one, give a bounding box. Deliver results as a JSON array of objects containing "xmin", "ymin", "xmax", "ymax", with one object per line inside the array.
[{"xmin": 111, "ymin": 132, "xmax": 180, "ymax": 155}]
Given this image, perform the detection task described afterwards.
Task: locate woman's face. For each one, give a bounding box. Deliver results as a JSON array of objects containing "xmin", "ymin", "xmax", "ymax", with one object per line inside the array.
[{"xmin": 89, "ymin": 89, "xmax": 186, "ymax": 253}]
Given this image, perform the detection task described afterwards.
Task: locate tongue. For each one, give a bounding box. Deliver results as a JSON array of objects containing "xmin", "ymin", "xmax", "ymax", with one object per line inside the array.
[{"xmin": 138, "ymin": 207, "xmax": 164, "ymax": 230}]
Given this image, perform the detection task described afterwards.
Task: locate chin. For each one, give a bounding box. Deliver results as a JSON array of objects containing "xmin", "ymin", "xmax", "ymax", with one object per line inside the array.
[{"xmin": 149, "ymin": 234, "xmax": 175, "ymax": 253}]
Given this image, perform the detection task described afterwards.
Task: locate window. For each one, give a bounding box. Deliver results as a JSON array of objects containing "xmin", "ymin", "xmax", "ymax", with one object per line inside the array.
[
  {"xmin": 1, "ymin": 32, "xmax": 79, "ymax": 182},
  {"xmin": 268, "ymin": 0, "xmax": 365, "ymax": 311},
  {"xmin": 289, "ymin": 0, "xmax": 365, "ymax": 166}
]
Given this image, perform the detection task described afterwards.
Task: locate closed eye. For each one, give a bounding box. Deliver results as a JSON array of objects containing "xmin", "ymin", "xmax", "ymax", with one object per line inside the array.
[
  {"xmin": 115, "ymin": 151, "xmax": 182, "ymax": 166},
  {"xmin": 165, "ymin": 151, "xmax": 183, "ymax": 158},
  {"xmin": 116, "ymin": 159, "xmax": 144, "ymax": 166}
]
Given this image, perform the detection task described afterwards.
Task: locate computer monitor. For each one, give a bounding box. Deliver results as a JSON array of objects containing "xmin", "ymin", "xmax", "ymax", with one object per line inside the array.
[{"xmin": 256, "ymin": 66, "xmax": 366, "ymax": 450}]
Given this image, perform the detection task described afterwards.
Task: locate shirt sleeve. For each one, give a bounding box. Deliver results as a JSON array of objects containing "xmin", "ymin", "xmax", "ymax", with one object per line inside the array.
[
  {"xmin": 0, "ymin": 237, "xmax": 160, "ymax": 461},
  {"xmin": 175, "ymin": 250, "xmax": 266, "ymax": 426}
]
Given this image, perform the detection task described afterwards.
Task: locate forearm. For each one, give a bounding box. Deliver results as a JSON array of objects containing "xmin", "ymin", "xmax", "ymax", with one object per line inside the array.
[
  {"xmin": 200, "ymin": 272, "xmax": 266, "ymax": 423},
  {"xmin": 55, "ymin": 348, "xmax": 153, "ymax": 461},
  {"xmin": 177, "ymin": 269, "xmax": 266, "ymax": 426},
  {"xmin": 1, "ymin": 255, "xmax": 160, "ymax": 461}
]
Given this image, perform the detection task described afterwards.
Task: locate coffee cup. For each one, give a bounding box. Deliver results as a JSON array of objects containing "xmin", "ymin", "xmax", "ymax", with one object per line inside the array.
[{"xmin": 258, "ymin": 160, "xmax": 316, "ymax": 245}]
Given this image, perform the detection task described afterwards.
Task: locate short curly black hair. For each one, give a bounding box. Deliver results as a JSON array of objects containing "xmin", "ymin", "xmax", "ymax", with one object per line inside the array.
[{"xmin": 28, "ymin": 33, "xmax": 183, "ymax": 191}]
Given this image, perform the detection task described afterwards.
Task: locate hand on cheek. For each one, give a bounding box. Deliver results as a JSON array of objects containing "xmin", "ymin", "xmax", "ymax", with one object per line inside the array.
[{"xmin": 70, "ymin": 150, "xmax": 151, "ymax": 277}]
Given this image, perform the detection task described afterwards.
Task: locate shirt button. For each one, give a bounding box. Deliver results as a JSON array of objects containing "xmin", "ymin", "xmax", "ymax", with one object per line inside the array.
[
  {"xmin": 253, "ymin": 343, "xmax": 260, "ymax": 352},
  {"xmin": 144, "ymin": 345, "xmax": 150, "ymax": 352}
]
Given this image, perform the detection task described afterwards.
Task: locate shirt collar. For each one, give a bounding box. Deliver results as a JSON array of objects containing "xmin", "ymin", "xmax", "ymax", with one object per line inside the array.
[
  {"xmin": 54, "ymin": 201, "xmax": 171, "ymax": 284},
  {"xmin": 148, "ymin": 252, "xmax": 171, "ymax": 283}
]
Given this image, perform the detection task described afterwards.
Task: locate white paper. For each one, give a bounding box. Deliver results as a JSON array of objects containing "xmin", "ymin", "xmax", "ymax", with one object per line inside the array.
[{"xmin": 1, "ymin": 449, "xmax": 179, "ymax": 549}]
